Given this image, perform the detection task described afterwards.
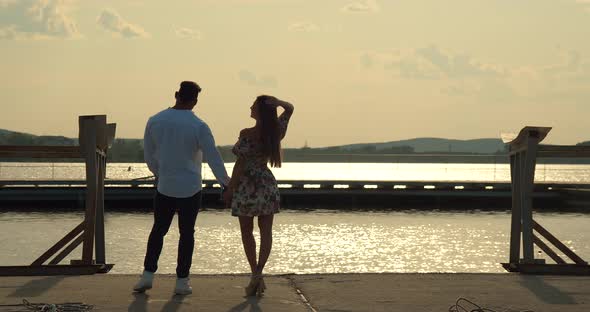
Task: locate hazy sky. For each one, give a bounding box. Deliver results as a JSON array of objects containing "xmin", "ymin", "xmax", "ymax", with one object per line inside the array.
[{"xmin": 1, "ymin": 0, "xmax": 589, "ymax": 147}]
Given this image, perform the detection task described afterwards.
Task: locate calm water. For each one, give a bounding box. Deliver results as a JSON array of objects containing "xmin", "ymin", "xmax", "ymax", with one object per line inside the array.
[
  {"xmin": 1, "ymin": 210, "xmax": 588, "ymax": 274},
  {"xmin": 1, "ymin": 162, "xmax": 589, "ymax": 274},
  {"xmin": 2, "ymin": 162, "xmax": 590, "ymax": 183}
]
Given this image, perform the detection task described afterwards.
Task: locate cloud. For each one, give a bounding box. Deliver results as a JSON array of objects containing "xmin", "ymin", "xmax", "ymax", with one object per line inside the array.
[
  {"xmin": 360, "ymin": 53, "xmax": 374, "ymax": 68},
  {"xmin": 0, "ymin": 0, "xmax": 18, "ymax": 7},
  {"xmin": 174, "ymin": 27, "xmax": 201, "ymax": 40},
  {"xmin": 288, "ymin": 21, "xmax": 319, "ymax": 32},
  {"xmin": 440, "ymin": 84, "xmax": 473, "ymax": 96},
  {"xmin": 362, "ymin": 46, "xmax": 546, "ymax": 102},
  {"xmin": 378, "ymin": 49, "xmax": 441, "ymax": 79},
  {"xmin": 574, "ymin": 0, "xmax": 590, "ymax": 12},
  {"xmin": 543, "ymin": 50, "xmax": 581, "ymax": 75},
  {"xmin": 537, "ymin": 50, "xmax": 590, "ymax": 86},
  {"xmin": 420, "ymin": 46, "xmax": 505, "ymax": 78},
  {"xmin": 440, "ymin": 49, "xmax": 590, "ymax": 103},
  {"xmin": 0, "ymin": 0, "xmax": 80, "ymax": 40},
  {"xmin": 341, "ymin": 0, "xmax": 380, "ymax": 13},
  {"xmin": 360, "ymin": 45, "xmax": 590, "ymax": 106},
  {"xmin": 441, "ymin": 80, "xmax": 516, "ymax": 102},
  {"xmin": 384, "ymin": 57, "xmax": 440, "ymax": 79},
  {"xmin": 373, "ymin": 45, "xmax": 506, "ymax": 79},
  {"xmin": 238, "ymin": 70, "xmax": 278, "ymax": 88},
  {"xmin": 97, "ymin": 8, "xmax": 149, "ymax": 38},
  {"xmin": 0, "ymin": 25, "xmax": 18, "ymax": 39}
]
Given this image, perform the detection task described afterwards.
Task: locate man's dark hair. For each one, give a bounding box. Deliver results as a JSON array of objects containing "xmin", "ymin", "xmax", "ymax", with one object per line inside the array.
[{"xmin": 177, "ymin": 81, "xmax": 201, "ymax": 103}]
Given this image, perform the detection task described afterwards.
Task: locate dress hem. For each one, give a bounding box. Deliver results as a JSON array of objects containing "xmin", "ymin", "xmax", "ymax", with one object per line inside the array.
[{"xmin": 231, "ymin": 211, "xmax": 280, "ymax": 217}]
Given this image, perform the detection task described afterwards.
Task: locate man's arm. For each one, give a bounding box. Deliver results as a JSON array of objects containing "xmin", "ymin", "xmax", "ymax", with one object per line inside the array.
[
  {"xmin": 143, "ymin": 120, "xmax": 158, "ymax": 176},
  {"xmin": 198, "ymin": 124, "xmax": 230, "ymax": 186}
]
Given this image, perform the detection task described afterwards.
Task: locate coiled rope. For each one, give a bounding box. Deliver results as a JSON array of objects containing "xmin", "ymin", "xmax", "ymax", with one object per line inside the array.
[
  {"xmin": 448, "ymin": 297, "xmax": 534, "ymax": 312},
  {"xmin": 0, "ymin": 299, "xmax": 95, "ymax": 312}
]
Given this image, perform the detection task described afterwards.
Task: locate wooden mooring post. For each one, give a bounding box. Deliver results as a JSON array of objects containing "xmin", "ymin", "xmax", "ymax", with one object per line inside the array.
[
  {"xmin": 0, "ymin": 115, "xmax": 116, "ymax": 276},
  {"xmin": 502, "ymin": 126, "xmax": 590, "ymax": 275}
]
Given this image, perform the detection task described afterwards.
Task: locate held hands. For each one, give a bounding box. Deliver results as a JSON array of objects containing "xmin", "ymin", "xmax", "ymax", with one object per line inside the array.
[{"xmin": 222, "ymin": 185, "xmax": 233, "ymax": 208}]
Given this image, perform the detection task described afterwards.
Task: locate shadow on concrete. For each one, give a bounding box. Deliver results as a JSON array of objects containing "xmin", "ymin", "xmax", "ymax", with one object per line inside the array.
[
  {"xmin": 8, "ymin": 276, "xmax": 65, "ymax": 298},
  {"xmin": 128, "ymin": 293, "xmax": 149, "ymax": 312},
  {"xmin": 519, "ymin": 275, "xmax": 576, "ymax": 304},
  {"xmin": 160, "ymin": 294, "xmax": 186, "ymax": 312},
  {"xmin": 227, "ymin": 296, "xmax": 262, "ymax": 312}
]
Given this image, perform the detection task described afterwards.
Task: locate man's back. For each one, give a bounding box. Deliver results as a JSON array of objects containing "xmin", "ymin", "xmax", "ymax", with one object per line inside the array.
[
  {"xmin": 144, "ymin": 108, "xmax": 215, "ymax": 198},
  {"xmin": 135, "ymin": 81, "xmax": 229, "ymax": 294}
]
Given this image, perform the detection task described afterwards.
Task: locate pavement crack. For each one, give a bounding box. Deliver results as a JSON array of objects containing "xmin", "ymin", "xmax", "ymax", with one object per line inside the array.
[{"xmin": 285, "ymin": 275, "xmax": 318, "ymax": 312}]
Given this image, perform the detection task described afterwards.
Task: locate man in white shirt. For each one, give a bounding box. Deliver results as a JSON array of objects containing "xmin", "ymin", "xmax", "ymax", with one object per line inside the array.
[{"xmin": 133, "ymin": 81, "xmax": 230, "ymax": 295}]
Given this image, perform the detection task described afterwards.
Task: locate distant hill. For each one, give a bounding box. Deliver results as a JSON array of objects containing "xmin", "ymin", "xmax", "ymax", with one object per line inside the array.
[
  {"xmin": 2, "ymin": 129, "xmax": 590, "ymax": 163},
  {"xmin": 0, "ymin": 129, "xmax": 139, "ymax": 162},
  {"xmin": 330, "ymin": 138, "xmax": 507, "ymax": 154},
  {"xmin": 0, "ymin": 129, "xmax": 76, "ymax": 146}
]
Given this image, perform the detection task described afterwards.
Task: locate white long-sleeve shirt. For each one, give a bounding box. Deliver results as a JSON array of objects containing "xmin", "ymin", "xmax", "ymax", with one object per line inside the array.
[{"xmin": 143, "ymin": 108, "xmax": 230, "ymax": 198}]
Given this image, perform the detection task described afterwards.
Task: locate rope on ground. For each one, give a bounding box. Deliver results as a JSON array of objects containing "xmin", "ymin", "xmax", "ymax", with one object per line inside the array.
[
  {"xmin": 20, "ymin": 299, "xmax": 93, "ymax": 312},
  {"xmin": 448, "ymin": 297, "xmax": 535, "ymax": 312}
]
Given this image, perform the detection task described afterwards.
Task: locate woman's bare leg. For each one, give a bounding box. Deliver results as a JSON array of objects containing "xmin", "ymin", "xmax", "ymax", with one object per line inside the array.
[
  {"xmin": 255, "ymin": 214, "xmax": 274, "ymax": 275},
  {"xmin": 239, "ymin": 216, "xmax": 257, "ymax": 273}
]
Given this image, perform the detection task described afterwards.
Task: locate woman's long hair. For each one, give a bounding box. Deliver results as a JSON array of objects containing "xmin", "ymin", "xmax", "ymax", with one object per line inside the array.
[{"xmin": 255, "ymin": 95, "xmax": 282, "ymax": 168}]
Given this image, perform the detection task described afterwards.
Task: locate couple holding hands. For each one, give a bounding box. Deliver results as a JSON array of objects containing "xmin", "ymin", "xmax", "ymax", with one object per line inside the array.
[{"xmin": 133, "ymin": 81, "xmax": 294, "ymax": 296}]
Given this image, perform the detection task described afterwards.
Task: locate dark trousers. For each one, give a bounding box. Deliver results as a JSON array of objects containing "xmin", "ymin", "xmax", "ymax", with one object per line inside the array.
[{"xmin": 143, "ymin": 191, "xmax": 201, "ymax": 278}]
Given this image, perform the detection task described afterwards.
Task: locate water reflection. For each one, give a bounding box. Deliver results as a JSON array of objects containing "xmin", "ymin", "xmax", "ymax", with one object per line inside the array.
[
  {"xmin": 3, "ymin": 162, "xmax": 590, "ymax": 183},
  {"xmin": 0, "ymin": 210, "xmax": 588, "ymax": 274}
]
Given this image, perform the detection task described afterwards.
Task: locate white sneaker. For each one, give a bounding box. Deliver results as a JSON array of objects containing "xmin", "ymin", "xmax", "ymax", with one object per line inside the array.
[
  {"xmin": 174, "ymin": 277, "xmax": 192, "ymax": 295},
  {"xmin": 133, "ymin": 270, "xmax": 154, "ymax": 292}
]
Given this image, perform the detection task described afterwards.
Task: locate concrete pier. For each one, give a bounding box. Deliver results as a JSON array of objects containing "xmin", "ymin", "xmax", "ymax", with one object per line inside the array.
[{"xmin": 1, "ymin": 273, "xmax": 589, "ymax": 311}]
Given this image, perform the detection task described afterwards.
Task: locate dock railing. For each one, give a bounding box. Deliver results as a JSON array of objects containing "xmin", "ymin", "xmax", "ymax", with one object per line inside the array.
[
  {"xmin": 0, "ymin": 115, "xmax": 116, "ymax": 276},
  {"xmin": 502, "ymin": 126, "xmax": 590, "ymax": 275}
]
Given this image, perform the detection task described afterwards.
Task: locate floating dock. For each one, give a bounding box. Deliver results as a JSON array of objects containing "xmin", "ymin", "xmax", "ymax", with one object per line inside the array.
[{"xmin": 1, "ymin": 179, "xmax": 588, "ymax": 210}]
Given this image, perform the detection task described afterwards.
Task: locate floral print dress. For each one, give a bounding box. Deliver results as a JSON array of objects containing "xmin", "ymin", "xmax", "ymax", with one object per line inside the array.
[{"xmin": 231, "ymin": 113, "xmax": 291, "ymax": 217}]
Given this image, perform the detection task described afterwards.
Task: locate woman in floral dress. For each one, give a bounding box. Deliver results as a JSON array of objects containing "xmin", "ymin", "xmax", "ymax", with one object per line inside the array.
[{"xmin": 223, "ymin": 95, "xmax": 294, "ymax": 296}]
